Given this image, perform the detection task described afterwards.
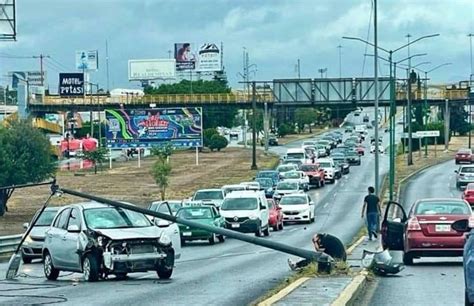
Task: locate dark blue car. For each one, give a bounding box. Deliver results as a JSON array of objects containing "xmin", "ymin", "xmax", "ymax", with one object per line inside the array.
[
  {"xmin": 256, "ymin": 170, "xmax": 280, "ymax": 186},
  {"xmin": 255, "ymin": 177, "xmax": 274, "ymax": 198},
  {"xmin": 452, "ymin": 219, "xmax": 474, "ymax": 305}
]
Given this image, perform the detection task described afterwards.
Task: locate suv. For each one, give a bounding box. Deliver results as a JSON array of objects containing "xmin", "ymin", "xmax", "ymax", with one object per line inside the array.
[
  {"xmin": 456, "ymin": 165, "xmax": 474, "ymax": 189},
  {"xmin": 345, "ymin": 150, "xmax": 361, "ymax": 166},
  {"xmin": 300, "ymin": 163, "xmax": 325, "ymax": 188},
  {"xmin": 220, "ymin": 190, "xmax": 270, "ymax": 237},
  {"xmin": 256, "ymin": 170, "xmax": 280, "ymax": 186},
  {"xmin": 316, "ymin": 158, "xmax": 340, "ymax": 183},
  {"xmin": 42, "ymin": 202, "xmax": 180, "ymax": 281},
  {"xmin": 192, "ymin": 189, "xmax": 225, "ymax": 208}
]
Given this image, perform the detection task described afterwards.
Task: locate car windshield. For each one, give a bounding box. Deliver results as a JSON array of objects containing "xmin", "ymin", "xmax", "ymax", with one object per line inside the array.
[
  {"xmin": 283, "ymin": 172, "xmax": 300, "ymax": 179},
  {"xmin": 277, "ymin": 182, "xmax": 298, "ymax": 190},
  {"xmin": 300, "ymin": 165, "xmax": 318, "ymax": 171},
  {"xmin": 280, "ymin": 196, "xmax": 307, "ymax": 205},
  {"xmin": 461, "ymin": 167, "xmax": 474, "ymax": 173},
  {"xmin": 194, "ymin": 191, "xmax": 223, "ymax": 200},
  {"xmin": 318, "ymin": 162, "xmax": 331, "ymax": 168},
  {"xmin": 84, "ymin": 207, "xmax": 151, "ymax": 229},
  {"xmin": 221, "ymin": 198, "xmax": 258, "ymax": 210},
  {"xmin": 277, "ymin": 165, "xmax": 294, "ymax": 172},
  {"xmin": 177, "ymin": 207, "xmax": 213, "ymax": 219},
  {"xmin": 257, "ymin": 171, "xmax": 276, "ymax": 179},
  {"xmin": 256, "ymin": 178, "xmax": 272, "ymax": 188},
  {"xmin": 415, "ymin": 201, "xmax": 470, "ymax": 215},
  {"xmin": 287, "ymin": 153, "xmax": 305, "ymax": 159},
  {"xmin": 150, "ymin": 202, "xmax": 182, "ymax": 215},
  {"xmin": 35, "ymin": 210, "xmax": 58, "ymax": 226}
]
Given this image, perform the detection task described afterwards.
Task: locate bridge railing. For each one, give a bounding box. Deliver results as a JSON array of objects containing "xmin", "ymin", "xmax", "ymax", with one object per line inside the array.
[
  {"xmin": 396, "ymin": 88, "xmax": 469, "ymax": 101},
  {"xmin": 37, "ymin": 93, "xmax": 274, "ymax": 106}
]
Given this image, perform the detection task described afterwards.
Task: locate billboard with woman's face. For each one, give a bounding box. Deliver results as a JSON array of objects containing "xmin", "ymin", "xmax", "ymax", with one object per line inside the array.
[{"xmin": 174, "ymin": 43, "xmax": 196, "ymax": 70}]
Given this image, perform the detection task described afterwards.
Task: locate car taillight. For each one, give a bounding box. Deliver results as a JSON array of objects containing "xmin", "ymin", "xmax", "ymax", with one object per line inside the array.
[{"xmin": 407, "ymin": 217, "xmax": 421, "ymax": 231}]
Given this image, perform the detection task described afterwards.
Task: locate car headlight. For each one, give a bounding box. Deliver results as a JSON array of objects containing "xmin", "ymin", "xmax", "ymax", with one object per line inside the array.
[
  {"xmin": 24, "ymin": 235, "xmax": 33, "ymax": 243},
  {"xmin": 97, "ymin": 236, "xmax": 109, "ymax": 247},
  {"xmin": 249, "ymin": 215, "xmax": 259, "ymax": 220},
  {"xmin": 159, "ymin": 232, "xmax": 172, "ymax": 246}
]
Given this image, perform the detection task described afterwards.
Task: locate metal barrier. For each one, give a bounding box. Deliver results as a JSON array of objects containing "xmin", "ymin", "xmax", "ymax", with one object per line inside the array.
[{"xmin": 0, "ymin": 234, "xmax": 22, "ymax": 256}]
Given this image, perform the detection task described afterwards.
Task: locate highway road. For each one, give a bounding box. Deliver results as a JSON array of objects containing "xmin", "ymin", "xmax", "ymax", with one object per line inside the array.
[
  {"xmin": 0, "ymin": 109, "xmax": 395, "ymax": 305},
  {"xmin": 363, "ymin": 160, "xmax": 464, "ymax": 306}
]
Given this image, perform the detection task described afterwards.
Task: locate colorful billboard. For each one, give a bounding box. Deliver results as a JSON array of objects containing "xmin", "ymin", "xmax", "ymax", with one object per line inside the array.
[
  {"xmin": 76, "ymin": 50, "xmax": 99, "ymax": 71},
  {"xmin": 197, "ymin": 43, "xmax": 222, "ymax": 72},
  {"xmin": 128, "ymin": 59, "xmax": 176, "ymax": 80},
  {"xmin": 174, "ymin": 43, "xmax": 196, "ymax": 70},
  {"xmin": 105, "ymin": 107, "xmax": 203, "ymax": 148}
]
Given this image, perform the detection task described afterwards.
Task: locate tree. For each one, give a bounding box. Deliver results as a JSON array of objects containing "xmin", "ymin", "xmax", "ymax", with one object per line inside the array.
[
  {"xmin": 0, "ymin": 120, "xmax": 56, "ymax": 216},
  {"xmin": 450, "ymin": 104, "xmax": 471, "ymax": 136},
  {"xmin": 209, "ymin": 134, "xmax": 228, "ymax": 151},
  {"xmin": 246, "ymin": 109, "xmax": 264, "ymax": 133},
  {"xmin": 81, "ymin": 147, "xmax": 108, "ymax": 174},
  {"xmin": 150, "ymin": 144, "xmax": 174, "ymax": 200},
  {"xmin": 295, "ymin": 108, "xmax": 315, "ymax": 133},
  {"xmin": 277, "ymin": 123, "xmax": 293, "ymax": 137},
  {"xmin": 203, "ymin": 128, "xmax": 219, "ymax": 148}
]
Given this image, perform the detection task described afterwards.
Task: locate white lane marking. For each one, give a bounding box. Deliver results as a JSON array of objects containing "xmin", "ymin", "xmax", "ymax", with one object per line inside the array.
[
  {"xmin": 333, "ymin": 193, "xmax": 337, "ymax": 198},
  {"xmin": 323, "ymin": 202, "xmax": 329, "ymax": 208}
]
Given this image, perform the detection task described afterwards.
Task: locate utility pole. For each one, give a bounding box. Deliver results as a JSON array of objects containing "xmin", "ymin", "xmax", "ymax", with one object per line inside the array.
[
  {"xmin": 373, "ymin": 0, "xmax": 380, "ymax": 194},
  {"xmin": 445, "ymin": 98, "xmax": 450, "ymax": 151},
  {"xmin": 406, "ymin": 34, "xmax": 413, "ymax": 165},
  {"xmin": 469, "ymin": 33, "xmax": 473, "ymax": 148},
  {"xmin": 106, "ymin": 40, "xmax": 110, "ymax": 92},
  {"xmin": 251, "ymin": 81, "xmax": 257, "ymax": 170},
  {"xmin": 337, "ymin": 45, "xmax": 342, "ymax": 78},
  {"xmin": 32, "ymin": 54, "xmax": 50, "ymax": 87},
  {"xmin": 297, "ymin": 59, "xmax": 301, "ymax": 78}
]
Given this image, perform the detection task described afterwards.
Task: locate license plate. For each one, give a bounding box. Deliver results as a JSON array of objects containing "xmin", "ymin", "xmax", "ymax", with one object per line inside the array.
[
  {"xmin": 435, "ymin": 224, "xmax": 450, "ymax": 232},
  {"xmin": 183, "ymin": 232, "xmax": 192, "ymax": 236},
  {"xmin": 231, "ymin": 223, "xmax": 240, "ymax": 228}
]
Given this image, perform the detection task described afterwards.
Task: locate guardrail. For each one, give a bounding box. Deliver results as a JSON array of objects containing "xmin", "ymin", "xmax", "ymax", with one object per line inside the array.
[{"xmin": 0, "ymin": 234, "xmax": 22, "ymax": 256}]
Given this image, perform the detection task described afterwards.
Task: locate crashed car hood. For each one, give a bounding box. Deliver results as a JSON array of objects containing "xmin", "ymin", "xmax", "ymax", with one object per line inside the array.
[
  {"xmin": 28, "ymin": 226, "xmax": 50, "ymax": 240},
  {"xmin": 95, "ymin": 226, "xmax": 162, "ymax": 240}
]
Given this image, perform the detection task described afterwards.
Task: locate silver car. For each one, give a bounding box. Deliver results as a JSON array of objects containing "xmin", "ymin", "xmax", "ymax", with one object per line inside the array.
[
  {"xmin": 43, "ymin": 202, "xmax": 180, "ymax": 282},
  {"xmin": 456, "ymin": 165, "xmax": 474, "ymax": 189},
  {"xmin": 21, "ymin": 207, "xmax": 60, "ymax": 263}
]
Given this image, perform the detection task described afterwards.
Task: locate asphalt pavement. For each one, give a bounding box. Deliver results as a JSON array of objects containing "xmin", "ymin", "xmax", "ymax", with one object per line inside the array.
[
  {"xmin": 363, "ymin": 160, "xmax": 464, "ymax": 306},
  {"xmin": 0, "ymin": 109, "xmax": 394, "ymax": 306}
]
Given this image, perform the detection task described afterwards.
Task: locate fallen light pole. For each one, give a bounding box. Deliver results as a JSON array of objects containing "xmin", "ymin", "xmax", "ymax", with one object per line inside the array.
[{"xmin": 59, "ymin": 187, "xmax": 331, "ymax": 264}]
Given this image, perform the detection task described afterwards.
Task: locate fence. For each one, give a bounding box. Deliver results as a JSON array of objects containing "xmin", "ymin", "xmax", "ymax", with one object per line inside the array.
[{"xmin": 0, "ymin": 234, "xmax": 22, "ymax": 256}]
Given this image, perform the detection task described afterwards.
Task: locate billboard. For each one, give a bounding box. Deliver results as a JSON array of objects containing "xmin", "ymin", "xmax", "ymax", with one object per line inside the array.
[
  {"xmin": 10, "ymin": 71, "xmax": 47, "ymax": 88},
  {"xmin": 105, "ymin": 107, "xmax": 203, "ymax": 148},
  {"xmin": 174, "ymin": 43, "xmax": 196, "ymax": 70},
  {"xmin": 59, "ymin": 73, "xmax": 84, "ymax": 97},
  {"xmin": 128, "ymin": 59, "xmax": 176, "ymax": 81},
  {"xmin": 197, "ymin": 43, "xmax": 222, "ymax": 72},
  {"xmin": 76, "ymin": 50, "xmax": 99, "ymax": 71}
]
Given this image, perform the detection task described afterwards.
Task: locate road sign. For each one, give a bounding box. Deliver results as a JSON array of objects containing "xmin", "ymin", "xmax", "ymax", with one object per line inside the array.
[
  {"xmin": 401, "ymin": 132, "xmax": 419, "ymax": 138},
  {"xmin": 416, "ymin": 130, "xmax": 440, "ymax": 138}
]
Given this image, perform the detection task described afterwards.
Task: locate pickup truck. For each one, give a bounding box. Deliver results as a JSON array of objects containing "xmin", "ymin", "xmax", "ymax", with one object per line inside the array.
[
  {"xmin": 316, "ymin": 158, "xmax": 341, "ymax": 184},
  {"xmin": 300, "ymin": 163, "xmax": 325, "ymax": 188}
]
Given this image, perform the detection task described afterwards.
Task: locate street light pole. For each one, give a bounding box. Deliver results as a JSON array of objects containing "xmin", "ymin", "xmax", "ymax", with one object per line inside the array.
[
  {"xmin": 373, "ymin": 0, "xmax": 379, "ymax": 194},
  {"xmin": 337, "ymin": 45, "xmax": 342, "ymax": 78},
  {"xmin": 468, "ymin": 33, "xmax": 473, "ymax": 148}
]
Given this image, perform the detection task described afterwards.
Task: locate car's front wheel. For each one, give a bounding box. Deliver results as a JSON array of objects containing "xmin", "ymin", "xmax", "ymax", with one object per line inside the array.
[
  {"xmin": 218, "ymin": 235, "xmax": 225, "ymax": 243},
  {"xmin": 278, "ymin": 220, "xmax": 284, "ymax": 230},
  {"xmin": 83, "ymin": 253, "xmax": 100, "ymax": 282},
  {"xmin": 263, "ymin": 226, "xmax": 270, "ymax": 237},
  {"xmin": 465, "ymin": 290, "xmax": 473, "ymax": 306},
  {"xmin": 156, "ymin": 265, "xmax": 173, "ymax": 279},
  {"xmin": 44, "ymin": 252, "xmax": 59, "ymax": 281},
  {"xmin": 22, "ymin": 254, "xmax": 32, "ymax": 264},
  {"xmin": 209, "ymin": 233, "xmax": 216, "ymax": 245}
]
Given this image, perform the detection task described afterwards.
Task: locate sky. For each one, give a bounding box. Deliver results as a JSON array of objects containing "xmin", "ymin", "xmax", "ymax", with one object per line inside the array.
[{"xmin": 0, "ymin": 0, "xmax": 473, "ymax": 93}]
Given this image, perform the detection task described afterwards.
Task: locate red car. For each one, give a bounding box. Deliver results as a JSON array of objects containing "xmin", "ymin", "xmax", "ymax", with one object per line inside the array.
[
  {"xmin": 382, "ymin": 199, "xmax": 472, "ymax": 265},
  {"xmin": 356, "ymin": 145, "xmax": 365, "ymax": 156},
  {"xmin": 267, "ymin": 199, "xmax": 284, "ymax": 231},
  {"xmin": 462, "ymin": 183, "xmax": 474, "ymax": 205},
  {"xmin": 455, "ymin": 148, "xmax": 473, "ymax": 164},
  {"xmin": 300, "ymin": 163, "xmax": 325, "ymax": 188}
]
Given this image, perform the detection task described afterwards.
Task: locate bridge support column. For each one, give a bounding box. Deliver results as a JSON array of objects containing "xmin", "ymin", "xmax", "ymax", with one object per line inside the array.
[{"xmin": 17, "ymin": 84, "xmax": 30, "ymax": 119}]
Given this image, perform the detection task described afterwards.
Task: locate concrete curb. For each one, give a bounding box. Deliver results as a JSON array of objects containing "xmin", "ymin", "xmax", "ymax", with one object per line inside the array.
[
  {"xmin": 331, "ymin": 270, "xmax": 368, "ymax": 306},
  {"xmin": 257, "ymin": 277, "xmax": 311, "ymax": 306}
]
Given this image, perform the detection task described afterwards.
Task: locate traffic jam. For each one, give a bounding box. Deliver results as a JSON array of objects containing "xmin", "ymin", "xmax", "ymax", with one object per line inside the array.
[{"xmin": 18, "ymin": 124, "xmax": 375, "ymax": 283}]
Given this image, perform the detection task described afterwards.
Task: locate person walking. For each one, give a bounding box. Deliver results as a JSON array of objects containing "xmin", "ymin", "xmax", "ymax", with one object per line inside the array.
[{"xmin": 361, "ymin": 186, "xmax": 381, "ymax": 241}]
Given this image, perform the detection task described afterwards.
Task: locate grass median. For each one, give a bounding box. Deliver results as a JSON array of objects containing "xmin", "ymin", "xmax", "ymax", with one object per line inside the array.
[{"xmin": 0, "ymin": 147, "xmax": 279, "ymax": 236}]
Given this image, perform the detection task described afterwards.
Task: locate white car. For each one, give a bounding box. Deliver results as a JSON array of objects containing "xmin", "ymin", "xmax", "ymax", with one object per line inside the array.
[
  {"xmin": 370, "ymin": 144, "xmax": 385, "ymax": 154},
  {"xmin": 273, "ymin": 181, "xmax": 303, "ymax": 201},
  {"xmin": 302, "ymin": 141, "xmax": 317, "ymax": 148},
  {"xmin": 42, "ymin": 202, "xmax": 180, "ymax": 282},
  {"xmin": 240, "ymin": 181, "xmax": 261, "ymax": 190},
  {"xmin": 220, "ymin": 190, "xmax": 270, "ymax": 237},
  {"xmin": 276, "ymin": 164, "xmax": 299, "ymax": 175},
  {"xmin": 192, "ymin": 189, "xmax": 225, "ymax": 207},
  {"xmin": 281, "ymin": 171, "xmax": 309, "ymax": 191},
  {"xmin": 316, "ymin": 158, "xmax": 340, "ymax": 184},
  {"xmin": 279, "ymin": 194, "xmax": 315, "ymax": 223}
]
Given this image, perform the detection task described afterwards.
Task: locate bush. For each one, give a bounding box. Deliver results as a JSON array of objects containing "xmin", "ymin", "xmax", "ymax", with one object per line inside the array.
[
  {"xmin": 209, "ymin": 134, "xmax": 228, "ymax": 151},
  {"xmin": 277, "ymin": 124, "xmax": 293, "ymax": 137},
  {"xmin": 203, "ymin": 128, "xmax": 219, "ymax": 148}
]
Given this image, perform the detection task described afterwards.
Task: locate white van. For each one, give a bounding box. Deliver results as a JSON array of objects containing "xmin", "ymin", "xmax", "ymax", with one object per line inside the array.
[
  {"xmin": 220, "ymin": 190, "xmax": 270, "ymax": 237},
  {"xmin": 285, "ymin": 148, "xmax": 311, "ymax": 164}
]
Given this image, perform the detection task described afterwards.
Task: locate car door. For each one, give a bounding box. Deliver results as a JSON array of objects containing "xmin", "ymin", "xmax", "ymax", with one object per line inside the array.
[
  {"xmin": 62, "ymin": 208, "xmax": 82, "ymax": 271},
  {"xmin": 308, "ymin": 195, "xmax": 315, "ymax": 218},
  {"xmin": 260, "ymin": 195, "xmax": 269, "ymax": 228},
  {"xmin": 157, "ymin": 203, "xmax": 181, "ymax": 259},
  {"xmin": 465, "ymin": 229, "xmax": 474, "ymax": 301},
  {"xmin": 381, "ymin": 201, "xmax": 407, "ymax": 250},
  {"xmin": 48, "ymin": 208, "xmax": 71, "ymax": 268}
]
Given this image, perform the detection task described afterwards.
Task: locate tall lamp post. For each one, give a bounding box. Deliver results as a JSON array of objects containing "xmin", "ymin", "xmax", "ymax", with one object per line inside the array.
[
  {"xmin": 344, "ymin": 31, "xmax": 438, "ymax": 199},
  {"xmin": 468, "ymin": 34, "xmax": 474, "ymax": 147}
]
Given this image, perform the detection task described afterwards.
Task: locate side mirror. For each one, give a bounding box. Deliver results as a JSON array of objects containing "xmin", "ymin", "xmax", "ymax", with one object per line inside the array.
[
  {"xmin": 67, "ymin": 224, "xmax": 81, "ymax": 233},
  {"xmin": 260, "ymin": 204, "xmax": 266, "ymax": 210},
  {"xmin": 451, "ymin": 219, "xmax": 470, "ymax": 233},
  {"xmin": 455, "ymin": 170, "xmax": 458, "ymax": 173},
  {"xmin": 155, "ymin": 219, "xmax": 172, "ymax": 228},
  {"xmin": 309, "ymin": 201, "xmax": 314, "ymax": 205},
  {"xmin": 23, "ymin": 223, "xmax": 29, "ymax": 229}
]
